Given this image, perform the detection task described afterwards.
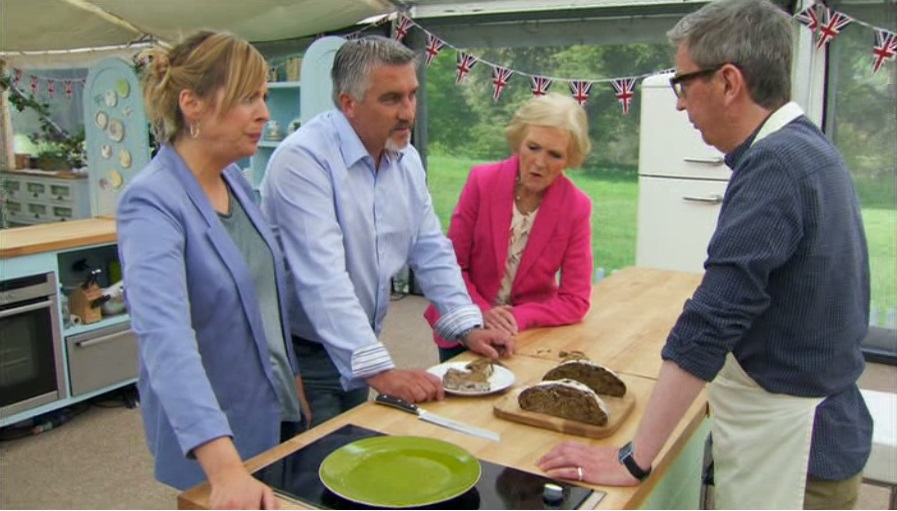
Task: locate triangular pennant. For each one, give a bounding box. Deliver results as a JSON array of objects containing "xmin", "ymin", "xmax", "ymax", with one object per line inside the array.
[
  {"xmin": 64, "ymin": 80, "xmax": 74, "ymax": 99},
  {"xmin": 872, "ymin": 29, "xmax": 897, "ymax": 74},
  {"xmin": 816, "ymin": 7, "xmax": 852, "ymax": 49},
  {"xmin": 530, "ymin": 75, "xmax": 552, "ymax": 97},
  {"xmin": 795, "ymin": 4, "xmax": 820, "ymax": 32},
  {"xmin": 394, "ymin": 14, "xmax": 413, "ymax": 41},
  {"xmin": 46, "ymin": 78, "xmax": 55, "ymax": 98},
  {"xmin": 491, "ymin": 66, "xmax": 513, "ymax": 101},
  {"xmin": 568, "ymin": 80, "xmax": 593, "ymax": 105},
  {"xmin": 425, "ymin": 33, "xmax": 445, "ymax": 67},
  {"xmin": 611, "ymin": 78, "xmax": 638, "ymax": 114},
  {"xmin": 455, "ymin": 52, "xmax": 478, "ymax": 84}
]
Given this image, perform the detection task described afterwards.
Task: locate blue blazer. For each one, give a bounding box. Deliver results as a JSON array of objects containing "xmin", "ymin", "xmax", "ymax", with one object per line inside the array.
[{"xmin": 116, "ymin": 145, "xmax": 299, "ymax": 490}]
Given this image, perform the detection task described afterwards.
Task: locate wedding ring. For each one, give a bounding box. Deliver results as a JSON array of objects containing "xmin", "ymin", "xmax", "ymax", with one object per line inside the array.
[{"xmin": 577, "ymin": 466, "xmax": 584, "ymax": 482}]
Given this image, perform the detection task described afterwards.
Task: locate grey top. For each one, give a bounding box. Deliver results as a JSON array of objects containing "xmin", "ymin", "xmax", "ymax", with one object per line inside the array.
[
  {"xmin": 219, "ymin": 186, "xmax": 301, "ymax": 422},
  {"xmin": 662, "ymin": 116, "xmax": 872, "ymax": 480}
]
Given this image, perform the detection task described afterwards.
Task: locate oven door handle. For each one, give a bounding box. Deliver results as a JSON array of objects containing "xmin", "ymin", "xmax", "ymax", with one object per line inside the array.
[
  {"xmin": 0, "ymin": 298, "xmax": 53, "ymax": 318},
  {"xmin": 75, "ymin": 330, "xmax": 131, "ymax": 348}
]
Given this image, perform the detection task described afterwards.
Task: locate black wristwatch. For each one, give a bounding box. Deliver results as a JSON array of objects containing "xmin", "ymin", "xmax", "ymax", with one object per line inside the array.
[{"xmin": 618, "ymin": 441, "xmax": 652, "ymax": 481}]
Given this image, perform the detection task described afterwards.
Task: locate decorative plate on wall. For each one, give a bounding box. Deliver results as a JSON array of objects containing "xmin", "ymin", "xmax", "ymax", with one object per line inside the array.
[
  {"xmin": 115, "ymin": 79, "xmax": 130, "ymax": 98},
  {"xmin": 95, "ymin": 111, "xmax": 108, "ymax": 129},
  {"xmin": 101, "ymin": 144, "xmax": 112, "ymax": 159},
  {"xmin": 118, "ymin": 149, "xmax": 131, "ymax": 168},
  {"xmin": 107, "ymin": 119, "xmax": 124, "ymax": 142},
  {"xmin": 104, "ymin": 90, "xmax": 118, "ymax": 107}
]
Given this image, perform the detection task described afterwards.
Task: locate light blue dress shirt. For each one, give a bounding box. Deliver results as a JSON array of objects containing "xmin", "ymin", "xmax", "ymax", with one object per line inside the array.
[{"xmin": 260, "ymin": 110, "xmax": 482, "ymax": 390}]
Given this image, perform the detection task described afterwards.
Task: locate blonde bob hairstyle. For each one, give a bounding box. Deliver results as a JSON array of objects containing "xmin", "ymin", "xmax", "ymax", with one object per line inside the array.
[
  {"xmin": 141, "ymin": 31, "xmax": 268, "ymax": 144},
  {"xmin": 504, "ymin": 92, "xmax": 591, "ymax": 168}
]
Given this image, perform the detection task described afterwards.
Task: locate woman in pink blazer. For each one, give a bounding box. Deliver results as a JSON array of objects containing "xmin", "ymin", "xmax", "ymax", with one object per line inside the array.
[{"xmin": 425, "ymin": 93, "xmax": 594, "ymax": 361}]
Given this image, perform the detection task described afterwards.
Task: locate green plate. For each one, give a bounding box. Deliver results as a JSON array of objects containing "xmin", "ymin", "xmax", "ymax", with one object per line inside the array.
[{"xmin": 319, "ymin": 436, "xmax": 481, "ymax": 508}]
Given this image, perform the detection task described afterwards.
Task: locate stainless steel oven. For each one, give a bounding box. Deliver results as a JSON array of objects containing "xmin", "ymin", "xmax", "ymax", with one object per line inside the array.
[{"xmin": 0, "ymin": 272, "xmax": 67, "ymax": 418}]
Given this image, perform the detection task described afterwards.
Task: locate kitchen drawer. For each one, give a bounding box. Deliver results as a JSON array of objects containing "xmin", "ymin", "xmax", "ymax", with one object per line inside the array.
[
  {"xmin": 66, "ymin": 323, "xmax": 137, "ymax": 397},
  {"xmin": 639, "ymin": 79, "xmax": 730, "ymax": 181},
  {"xmin": 636, "ymin": 176, "xmax": 729, "ymax": 273},
  {"xmin": 1, "ymin": 177, "xmax": 23, "ymax": 199}
]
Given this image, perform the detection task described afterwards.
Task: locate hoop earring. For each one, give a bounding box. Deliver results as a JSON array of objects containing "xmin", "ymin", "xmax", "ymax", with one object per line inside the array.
[{"xmin": 189, "ymin": 123, "xmax": 200, "ymax": 139}]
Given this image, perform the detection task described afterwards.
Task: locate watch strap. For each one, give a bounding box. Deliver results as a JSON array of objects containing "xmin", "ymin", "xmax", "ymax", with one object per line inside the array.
[{"xmin": 619, "ymin": 441, "xmax": 652, "ymax": 481}]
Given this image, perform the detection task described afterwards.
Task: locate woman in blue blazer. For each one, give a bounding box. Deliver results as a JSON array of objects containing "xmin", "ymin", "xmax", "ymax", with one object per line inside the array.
[{"xmin": 117, "ymin": 32, "xmax": 309, "ymax": 507}]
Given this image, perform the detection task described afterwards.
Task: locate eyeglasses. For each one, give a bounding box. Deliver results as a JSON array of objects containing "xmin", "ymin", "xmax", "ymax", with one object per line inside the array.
[{"xmin": 669, "ymin": 64, "xmax": 726, "ymax": 98}]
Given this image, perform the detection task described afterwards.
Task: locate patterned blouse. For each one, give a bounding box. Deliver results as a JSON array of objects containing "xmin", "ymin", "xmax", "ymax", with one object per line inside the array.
[{"xmin": 495, "ymin": 202, "xmax": 539, "ymax": 305}]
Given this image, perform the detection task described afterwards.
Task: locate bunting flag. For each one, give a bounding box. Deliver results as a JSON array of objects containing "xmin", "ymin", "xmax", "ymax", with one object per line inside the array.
[
  {"xmin": 568, "ymin": 80, "xmax": 593, "ymax": 105},
  {"xmin": 455, "ymin": 52, "xmax": 478, "ymax": 84},
  {"xmin": 611, "ymin": 78, "xmax": 637, "ymax": 114},
  {"xmin": 425, "ymin": 33, "xmax": 445, "ymax": 67},
  {"xmin": 816, "ymin": 8, "xmax": 853, "ymax": 49},
  {"xmin": 530, "ymin": 75, "xmax": 552, "ymax": 96},
  {"xmin": 394, "ymin": 14, "xmax": 413, "ymax": 41},
  {"xmin": 872, "ymin": 29, "xmax": 897, "ymax": 74},
  {"xmin": 795, "ymin": 4, "xmax": 820, "ymax": 32},
  {"xmin": 46, "ymin": 79, "xmax": 55, "ymax": 98},
  {"xmin": 13, "ymin": 68, "xmax": 22, "ymax": 86},
  {"xmin": 64, "ymin": 80, "xmax": 74, "ymax": 99},
  {"xmin": 491, "ymin": 66, "xmax": 514, "ymax": 101},
  {"xmin": 30, "ymin": 75, "xmax": 39, "ymax": 96}
]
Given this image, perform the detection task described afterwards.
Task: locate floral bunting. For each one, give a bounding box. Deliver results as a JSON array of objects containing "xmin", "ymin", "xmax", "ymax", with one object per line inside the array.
[
  {"xmin": 491, "ymin": 66, "xmax": 514, "ymax": 101},
  {"xmin": 611, "ymin": 78, "xmax": 638, "ymax": 114},
  {"xmin": 530, "ymin": 75, "xmax": 552, "ymax": 97},
  {"xmin": 455, "ymin": 51, "xmax": 478, "ymax": 84},
  {"xmin": 425, "ymin": 33, "xmax": 445, "ymax": 67},
  {"xmin": 872, "ymin": 28, "xmax": 897, "ymax": 74}
]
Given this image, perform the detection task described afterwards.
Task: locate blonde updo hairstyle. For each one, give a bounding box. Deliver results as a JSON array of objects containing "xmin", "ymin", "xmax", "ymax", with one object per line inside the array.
[
  {"xmin": 504, "ymin": 92, "xmax": 591, "ymax": 169},
  {"xmin": 141, "ymin": 31, "xmax": 268, "ymax": 144}
]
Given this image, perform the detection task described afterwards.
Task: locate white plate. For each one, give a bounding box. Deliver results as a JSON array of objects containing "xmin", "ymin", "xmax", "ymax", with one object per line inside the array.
[{"xmin": 427, "ymin": 361, "xmax": 516, "ymax": 396}]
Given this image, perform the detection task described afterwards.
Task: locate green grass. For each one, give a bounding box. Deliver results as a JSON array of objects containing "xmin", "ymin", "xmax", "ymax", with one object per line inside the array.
[{"xmin": 426, "ymin": 154, "xmax": 897, "ymax": 319}]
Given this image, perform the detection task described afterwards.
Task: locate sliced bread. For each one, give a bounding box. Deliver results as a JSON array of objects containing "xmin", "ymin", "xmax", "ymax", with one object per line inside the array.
[
  {"xmin": 542, "ymin": 360, "xmax": 627, "ymax": 397},
  {"xmin": 518, "ymin": 379, "xmax": 610, "ymax": 426}
]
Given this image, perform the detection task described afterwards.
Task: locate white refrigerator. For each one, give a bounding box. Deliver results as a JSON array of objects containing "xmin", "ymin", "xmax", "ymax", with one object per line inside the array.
[{"xmin": 636, "ymin": 73, "xmax": 732, "ymax": 273}]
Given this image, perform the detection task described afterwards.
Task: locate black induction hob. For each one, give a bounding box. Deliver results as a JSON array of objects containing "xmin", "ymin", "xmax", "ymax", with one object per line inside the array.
[{"xmin": 252, "ymin": 424, "xmax": 601, "ymax": 509}]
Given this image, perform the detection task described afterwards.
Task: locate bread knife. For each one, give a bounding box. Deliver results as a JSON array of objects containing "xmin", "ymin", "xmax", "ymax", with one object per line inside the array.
[{"xmin": 375, "ymin": 394, "xmax": 501, "ymax": 442}]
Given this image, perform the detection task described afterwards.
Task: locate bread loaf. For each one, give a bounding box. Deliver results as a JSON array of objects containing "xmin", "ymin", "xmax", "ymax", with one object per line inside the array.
[
  {"xmin": 518, "ymin": 379, "xmax": 610, "ymax": 426},
  {"xmin": 542, "ymin": 360, "xmax": 627, "ymax": 397},
  {"xmin": 443, "ymin": 359, "xmax": 494, "ymax": 392}
]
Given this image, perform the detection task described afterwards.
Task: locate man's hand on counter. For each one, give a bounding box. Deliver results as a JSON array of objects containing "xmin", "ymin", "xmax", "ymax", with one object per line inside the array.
[
  {"xmin": 537, "ymin": 440, "xmax": 641, "ymax": 486},
  {"xmin": 464, "ymin": 327, "xmax": 516, "ymax": 359},
  {"xmin": 366, "ymin": 368, "xmax": 445, "ymax": 403}
]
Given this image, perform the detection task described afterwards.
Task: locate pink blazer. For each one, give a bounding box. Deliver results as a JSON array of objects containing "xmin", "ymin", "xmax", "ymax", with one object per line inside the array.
[{"xmin": 425, "ymin": 155, "xmax": 593, "ymax": 348}]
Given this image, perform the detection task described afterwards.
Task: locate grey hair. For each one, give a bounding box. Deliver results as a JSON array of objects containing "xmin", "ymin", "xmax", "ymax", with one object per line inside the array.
[
  {"xmin": 331, "ymin": 35, "xmax": 418, "ymax": 108},
  {"xmin": 505, "ymin": 93, "xmax": 591, "ymax": 168},
  {"xmin": 667, "ymin": 0, "xmax": 792, "ymax": 108}
]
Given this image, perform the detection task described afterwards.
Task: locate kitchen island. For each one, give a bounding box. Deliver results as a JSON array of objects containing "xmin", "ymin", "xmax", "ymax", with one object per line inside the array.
[{"xmin": 177, "ymin": 267, "xmax": 708, "ymax": 510}]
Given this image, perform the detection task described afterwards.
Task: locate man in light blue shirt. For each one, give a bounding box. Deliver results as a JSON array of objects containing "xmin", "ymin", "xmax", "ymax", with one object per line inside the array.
[{"xmin": 261, "ymin": 36, "xmax": 514, "ymax": 426}]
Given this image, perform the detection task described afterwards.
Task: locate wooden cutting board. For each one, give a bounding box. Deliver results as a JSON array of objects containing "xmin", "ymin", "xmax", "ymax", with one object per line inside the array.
[{"xmin": 493, "ymin": 387, "xmax": 635, "ymax": 439}]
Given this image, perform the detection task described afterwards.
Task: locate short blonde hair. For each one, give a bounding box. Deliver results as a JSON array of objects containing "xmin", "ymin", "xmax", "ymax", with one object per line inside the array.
[
  {"xmin": 504, "ymin": 93, "xmax": 591, "ymax": 168},
  {"xmin": 141, "ymin": 31, "xmax": 268, "ymax": 143}
]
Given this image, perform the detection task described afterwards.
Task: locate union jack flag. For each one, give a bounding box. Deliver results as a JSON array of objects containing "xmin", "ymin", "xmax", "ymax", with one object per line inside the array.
[
  {"xmin": 394, "ymin": 14, "xmax": 413, "ymax": 41},
  {"xmin": 611, "ymin": 78, "xmax": 637, "ymax": 115},
  {"xmin": 30, "ymin": 75, "xmax": 39, "ymax": 96},
  {"xmin": 13, "ymin": 68, "xmax": 22, "ymax": 87},
  {"xmin": 816, "ymin": 8, "xmax": 852, "ymax": 50},
  {"xmin": 530, "ymin": 75, "xmax": 552, "ymax": 96},
  {"xmin": 456, "ymin": 52, "xmax": 478, "ymax": 84},
  {"xmin": 795, "ymin": 4, "xmax": 820, "ymax": 32},
  {"xmin": 872, "ymin": 29, "xmax": 897, "ymax": 74},
  {"xmin": 46, "ymin": 79, "xmax": 55, "ymax": 98},
  {"xmin": 568, "ymin": 80, "xmax": 593, "ymax": 106},
  {"xmin": 64, "ymin": 80, "xmax": 74, "ymax": 99},
  {"xmin": 425, "ymin": 34, "xmax": 445, "ymax": 67},
  {"xmin": 491, "ymin": 66, "xmax": 513, "ymax": 101}
]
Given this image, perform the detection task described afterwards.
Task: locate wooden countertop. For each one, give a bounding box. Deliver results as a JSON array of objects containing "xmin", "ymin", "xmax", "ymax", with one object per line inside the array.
[
  {"xmin": 0, "ymin": 217, "xmax": 117, "ymax": 258},
  {"xmin": 178, "ymin": 268, "xmax": 709, "ymax": 510},
  {"xmin": 516, "ymin": 267, "xmax": 703, "ymax": 380}
]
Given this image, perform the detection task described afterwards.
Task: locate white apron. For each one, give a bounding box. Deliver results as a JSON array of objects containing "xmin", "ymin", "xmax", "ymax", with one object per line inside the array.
[{"xmin": 708, "ymin": 102, "xmax": 824, "ymax": 510}]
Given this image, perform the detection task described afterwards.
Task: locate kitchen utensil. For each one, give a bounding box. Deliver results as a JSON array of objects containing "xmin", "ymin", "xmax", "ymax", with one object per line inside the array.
[
  {"xmin": 375, "ymin": 394, "xmax": 501, "ymax": 441},
  {"xmin": 318, "ymin": 435, "xmax": 480, "ymax": 508},
  {"xmin": 493, "ymin": 386, "xmax": 635, "ymax": 439},
  {"xmin": 427, "ymin": 360, "xmax": 516, "ymax": 396}
]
